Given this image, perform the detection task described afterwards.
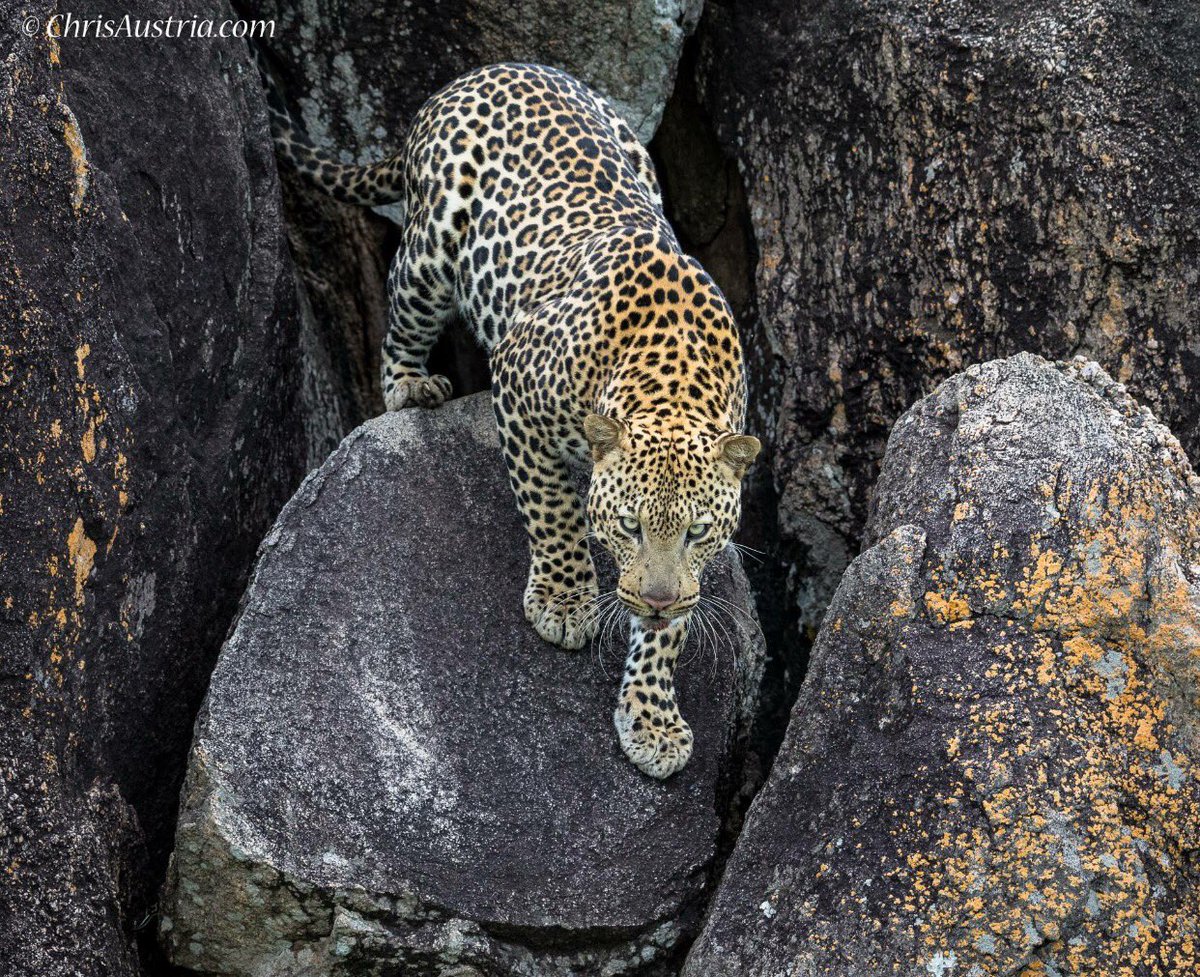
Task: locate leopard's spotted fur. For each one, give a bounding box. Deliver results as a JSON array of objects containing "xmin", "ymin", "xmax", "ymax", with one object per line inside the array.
[{"xmin": 264, "ymin": 61, "xmax": 759, "ymax": 778}]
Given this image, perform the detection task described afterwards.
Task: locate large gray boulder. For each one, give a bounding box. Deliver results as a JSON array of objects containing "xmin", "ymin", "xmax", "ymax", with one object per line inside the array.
[
  {"xmin": 1, "ymin": 3, "xmax": 305, "ymax": 973},
  {"xmin": 684, "ymin": 354, "xmax": 1200, "ymax": 976},
  {"xmin": 160, "ymin": 392, "xmax": 764, "ymax": 976},
  {"xmin": 698, "ymin": 0, "xmax": 1200, "ymax": 627}
]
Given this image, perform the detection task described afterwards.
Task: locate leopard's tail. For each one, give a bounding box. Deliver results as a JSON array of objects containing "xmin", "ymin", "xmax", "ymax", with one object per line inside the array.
[{"xmin": 252, "ymin": 44, "xmax": 406, "ymax": 207}]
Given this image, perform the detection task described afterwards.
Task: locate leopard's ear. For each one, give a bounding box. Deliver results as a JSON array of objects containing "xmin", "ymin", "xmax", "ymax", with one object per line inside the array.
[
  {"xmin": 717, "ymin": 433, "xmax": 761, "ymax": 478},
  {"xmin": 584, "ymin": 413, "xmax": 627, "ymax": 463}
]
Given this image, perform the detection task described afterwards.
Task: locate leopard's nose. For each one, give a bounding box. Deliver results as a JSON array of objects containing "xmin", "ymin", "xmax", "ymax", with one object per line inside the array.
[{"xmin": 641, "ymin": 587, "xmax": 679, "ymax": 611}]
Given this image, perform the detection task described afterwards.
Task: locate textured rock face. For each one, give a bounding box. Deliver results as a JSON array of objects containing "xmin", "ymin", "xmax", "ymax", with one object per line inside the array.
[
  {"xmin": 160, "ymin": 393, "xmax": 764, "ymax": 977},
  {"xmin": 684, "ymin": 355, "xmax": 1200, "ymax": 976},
  {"xmin": 253, "ymin": 0, "xmax": 701, "ymax": 155},
  {"xmin": 1, "ymin": 7, "xmax": 304, "ymax": 973},
  {"xmin": 699, "ymin": 0, "xmax": 1200, "ymax": 625}
]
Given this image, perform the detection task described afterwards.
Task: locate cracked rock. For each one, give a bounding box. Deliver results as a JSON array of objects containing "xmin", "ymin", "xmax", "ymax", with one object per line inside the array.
[{"xmin": 250, "ymin": 0, "xmax": 701, "ymax": 156}]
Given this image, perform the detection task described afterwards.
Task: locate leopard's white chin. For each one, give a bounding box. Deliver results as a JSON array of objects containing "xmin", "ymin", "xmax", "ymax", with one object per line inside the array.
[{"xmin": 633, "ymin": 611, "xmax": 688, "ymax": 632}]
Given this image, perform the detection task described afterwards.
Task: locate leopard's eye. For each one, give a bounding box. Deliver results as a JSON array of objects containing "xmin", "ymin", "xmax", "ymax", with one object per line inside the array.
[
  {"xmin": 618, "ymin": 515, "xmax": 641, "ymax": 536},
  {"xmin": 686, "ymin": 522, "xmax": 711, "ymax": 541}
]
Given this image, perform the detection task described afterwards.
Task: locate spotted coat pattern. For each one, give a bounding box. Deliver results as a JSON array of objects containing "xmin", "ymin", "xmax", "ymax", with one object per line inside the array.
[{"xmin": 265, "ymin": 62, "xmax": 759, "ymax": 778}]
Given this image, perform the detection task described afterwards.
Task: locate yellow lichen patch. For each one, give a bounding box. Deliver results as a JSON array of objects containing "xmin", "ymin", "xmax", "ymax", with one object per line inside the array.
[
  {"xmin": 892, "ymin": 435, "xmax": 1200, "ymax": 973},
  {"xmin": 61, "ymin": 104, "xmax": 89, "ymax": 214},
  {"xmin": 66, "ymin": 518, "xmax": 95, "ymax": 605},
  {"xmin": 1012, "ymin": 544, "xmax": 1066, "ymax": 616},
  {"xmin": 975, "ymin": 567, "xmax": 1009, "ymax": 605},
  {"xmin": 1035, "ymin": 639, "xmax": 1057, "ymax": 686},
  {"xmin": 81, "ymin": 416, "xmax": 96, "ymax": 463},
  {"xmin": 925, "ymin": 588, "xmax": 970, "ymax": 624}
]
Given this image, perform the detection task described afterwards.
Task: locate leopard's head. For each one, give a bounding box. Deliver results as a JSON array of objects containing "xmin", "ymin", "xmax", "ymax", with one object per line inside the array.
[{"xmin": 584, "ymin": 412, "xmax": 760, "ymax": 630}]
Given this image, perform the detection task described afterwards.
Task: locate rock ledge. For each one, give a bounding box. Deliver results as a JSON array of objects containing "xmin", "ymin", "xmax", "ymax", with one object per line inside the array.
[{"xmin": 161, "ymin": 393, "xmax": 764, "ymax": 976}]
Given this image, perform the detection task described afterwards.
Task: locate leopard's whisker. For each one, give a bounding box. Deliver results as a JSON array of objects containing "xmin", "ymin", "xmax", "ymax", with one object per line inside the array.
[
  {"xmin": 574, "ymin": 591, "xmax": 616, "ymax": 637},
  {"xmin": 589, "ymin": 596, "xmax": 625, "ymax": 677},
  {"xmin": 731, "ymin": 540, "xmax": 766, "ymax": 556},
  {"xmin": 542, "ymin": 584, "xmax": 602, "ymax": 613},
  {"xmin": 677, "ymin": 609, "xmax": 702, "ymax": 670},
  {"xmin": 694, "ymin": 604, "xmax": 722, "ymax": 682},
  {"xmin": 729, "ymin": 543, "xmax": 765, "ymax": 568},
  {"xmin": 701, "ymin": 601, "xmax": 737, "ymax": 679},
  {"xmin": 680, "ymin": 607, "xmax": 711, "ymax": 675},
  {"xmin": 573, "ymin": 600, "xmax": 606, "ymax": 635},
  {"xmin": 586, "ymin": 602, "xmax": 612, "ymax": 674},
  {"xmin": 583, "ymin": 593, "xmax": 618, "ymax": 647},
  {"xmin": 702, "ymin": 592, "xmax": 764, "ymax": 645},
  {"xmin": 591, "ymin": 602, "xmax": 616, "ymax": 676},
  {"xmin": 603, "ymin": 610, "xmax": 626, "ymax": 676},
  {"xmin": 605, "ymin": 604, "xmax": 629, "ymax": 658}
]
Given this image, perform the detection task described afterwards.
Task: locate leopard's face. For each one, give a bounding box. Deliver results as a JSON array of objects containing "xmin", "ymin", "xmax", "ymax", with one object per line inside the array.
[{"xmin": 584, "ymin": 414, "xmax": 759, "ymax": 630}]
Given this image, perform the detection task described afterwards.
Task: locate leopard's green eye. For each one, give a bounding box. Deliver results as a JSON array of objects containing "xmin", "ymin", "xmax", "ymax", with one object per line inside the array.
[
  {"xmin": 686, "ymin": 522, "xmax": 712, "ymax": 541},
  {"xmin": 618, "ymin": 515, "xmax": 640, "ymax": 536}
]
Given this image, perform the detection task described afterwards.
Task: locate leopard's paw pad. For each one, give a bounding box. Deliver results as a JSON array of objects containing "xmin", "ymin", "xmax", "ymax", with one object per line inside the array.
[
  {"xmin": 614, "ymin": 706, "xmax": 693, "ymax": 779},
  {"xmin": 383, "ymin": 374, "xmax": 452, "ymax": 411},
  {"xmin": 524, "ymin": 577, "xmax": 599, "ymax": 651}
]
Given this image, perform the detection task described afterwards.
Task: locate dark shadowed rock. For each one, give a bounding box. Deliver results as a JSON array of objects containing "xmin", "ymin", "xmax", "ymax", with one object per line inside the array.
[
  {"xmin": 252, "ymin": 0, "xmax": 702, "ymax": 156},
  {"xmin": 684, "ymin": 354, "xmax": 1200, "ymax": 976},
  {"xmin": 0, "ymin": 4, "xmax": 304, "ymax": 972},
  {"xmin": 160, "ymin": 392, "xmax": 764, "ymax": 976},
  {"xmin": 699, "ymin": 0, "xmax": 1200, "ymax": 627}
]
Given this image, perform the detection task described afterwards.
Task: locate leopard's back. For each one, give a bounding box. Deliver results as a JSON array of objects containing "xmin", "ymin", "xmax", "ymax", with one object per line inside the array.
[{"xmin": 396, "ymin": 64, "xmax": 671, "ymax": 349}]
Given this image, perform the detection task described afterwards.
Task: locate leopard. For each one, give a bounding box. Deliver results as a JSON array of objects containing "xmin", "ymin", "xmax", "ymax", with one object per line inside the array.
[{"xmin": 260, "ymin": 59, "xmax": 760, "ymax": 779}]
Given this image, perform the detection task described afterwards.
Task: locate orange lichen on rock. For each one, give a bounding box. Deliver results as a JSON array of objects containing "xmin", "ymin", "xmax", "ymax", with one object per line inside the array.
[
  {"xmin": 66, "ymin": 517, "xmax": 95, "ymax": 605},
  {"xmin": 686, "ymin": 357, "xmax": 1200, "ymax": 977},
  {"xmin": 888, "ymin": 359, "xmax": 1200, "ymax": 975},
  {"xmin": 61, "ymin": 103, "xmax": 89, "ymax": 214}
]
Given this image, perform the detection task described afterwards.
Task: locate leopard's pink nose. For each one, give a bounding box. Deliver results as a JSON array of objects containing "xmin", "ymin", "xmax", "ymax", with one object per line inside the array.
[{"xmin": 641, "ymin": 588, "xmax": 678, "ymax": 611}]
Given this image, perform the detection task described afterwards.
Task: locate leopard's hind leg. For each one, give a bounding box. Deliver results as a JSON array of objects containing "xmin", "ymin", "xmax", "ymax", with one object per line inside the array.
[{"xmin": 380, "ymin": 239, "xmax": 457, "ymax": 411}]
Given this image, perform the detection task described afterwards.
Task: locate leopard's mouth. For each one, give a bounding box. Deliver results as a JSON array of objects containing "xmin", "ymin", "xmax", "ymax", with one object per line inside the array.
[
  {"xmin": 634, "ymin": 606, "xmax": 694, "ymax": 631},
  {"xmin": 620, "ymin": 591, "xmax": 695, "ymax": 628}
]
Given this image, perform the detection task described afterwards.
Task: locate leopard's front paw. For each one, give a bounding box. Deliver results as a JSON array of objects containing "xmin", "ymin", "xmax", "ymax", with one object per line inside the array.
[
  {"xmin": 524, "ymin": 571, "xmax": 599, "ymax": 651},
  {"xmin": 614, "ymin": 703, "xmax": 693, "ymax": 779},
  {"xmin": 383, "ymin": 373, "xmax": 452, "ymax": 411}
]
